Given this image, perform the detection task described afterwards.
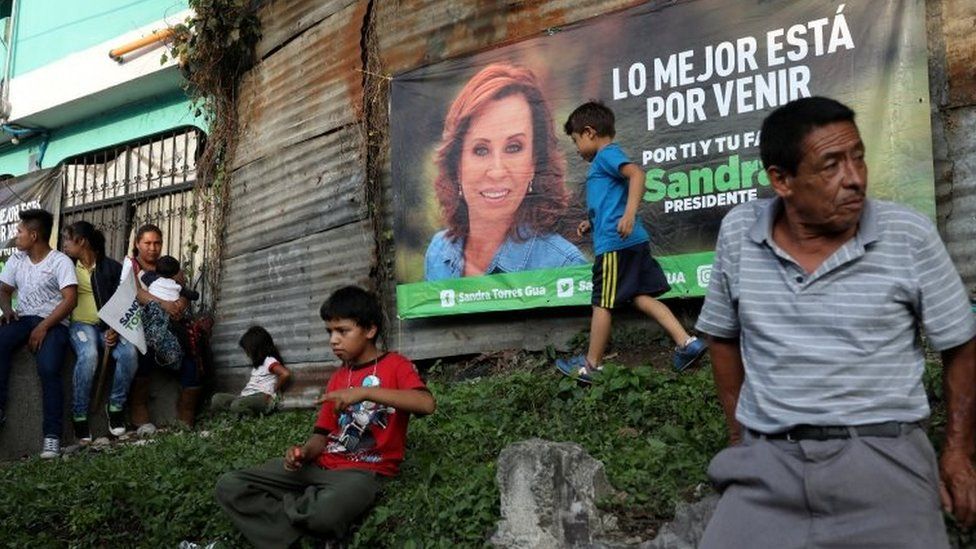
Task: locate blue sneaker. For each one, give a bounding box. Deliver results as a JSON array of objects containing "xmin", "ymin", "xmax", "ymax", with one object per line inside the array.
[
  {"xmin": 673, "ymin": 336, "xmax": 707, "ymax": 372},
  {"xmin": 556, "ymin": 355, "xmax": 601, "ymax": 384}
]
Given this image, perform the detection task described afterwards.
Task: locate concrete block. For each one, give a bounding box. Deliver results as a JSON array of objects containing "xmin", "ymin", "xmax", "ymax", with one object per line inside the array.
[{"xmin": 0, "ymin": 351, "xmax": 182, "ymax": 461}]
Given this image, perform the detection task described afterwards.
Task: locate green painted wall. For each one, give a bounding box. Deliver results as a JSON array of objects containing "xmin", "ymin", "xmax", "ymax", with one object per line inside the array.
[
  {"xmin": 0, "ymin": 90, "xmax": 205, "ymax": 176},
  {"xmin": 13, "ymin": 0, "xmax": 188, "ymax": 76}
]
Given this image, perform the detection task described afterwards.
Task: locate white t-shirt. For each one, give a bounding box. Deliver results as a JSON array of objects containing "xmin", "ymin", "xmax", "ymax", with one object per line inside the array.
[
  {"xmin": 0, "ymin": 249, "xmax": 77, "ymax": 322},
  {"xmin": 148, "ymin": 277, "xmax": 182, "ymax": 302},
  {"xmin": 241, "ymin": 356, "xmax": 283, "ymax": 397}
]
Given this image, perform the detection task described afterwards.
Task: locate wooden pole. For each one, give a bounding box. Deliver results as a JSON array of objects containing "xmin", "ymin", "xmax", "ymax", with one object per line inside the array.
[{"xmin": 91, "ymin": 344, "xmax": 113, "ymax": 410}]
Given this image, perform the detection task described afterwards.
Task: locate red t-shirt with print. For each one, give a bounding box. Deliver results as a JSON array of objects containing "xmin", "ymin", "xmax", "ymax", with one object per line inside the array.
[{"xmin": 313, "ymin": 352, "xmax": 426, "ymax": 477}]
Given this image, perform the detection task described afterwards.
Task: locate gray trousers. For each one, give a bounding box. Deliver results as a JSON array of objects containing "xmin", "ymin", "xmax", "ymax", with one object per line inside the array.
[
  {"xmin": 215, "ymin": 458, "xmax": 381, "ymax": 548},
  {"xmin": 700, "ymin": 425, "xmax": 949, "ymax": 549}
]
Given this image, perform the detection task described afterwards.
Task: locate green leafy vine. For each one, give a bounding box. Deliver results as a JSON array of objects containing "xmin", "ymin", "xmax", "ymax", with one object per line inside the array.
[{"xmin": 163, "ymin": 0, "xmax": 261, "ymax": 306}]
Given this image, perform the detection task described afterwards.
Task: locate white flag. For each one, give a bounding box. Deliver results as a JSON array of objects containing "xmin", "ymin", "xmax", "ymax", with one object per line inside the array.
[{"xmin": 97, "ymin": 272, "xmax": 147, "ymax": 354}]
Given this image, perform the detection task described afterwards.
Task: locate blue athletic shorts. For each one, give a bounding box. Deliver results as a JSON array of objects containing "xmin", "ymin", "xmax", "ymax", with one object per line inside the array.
[{"xmin": 591, "ymin": 243, "xmax": 670, "ymax": 309}]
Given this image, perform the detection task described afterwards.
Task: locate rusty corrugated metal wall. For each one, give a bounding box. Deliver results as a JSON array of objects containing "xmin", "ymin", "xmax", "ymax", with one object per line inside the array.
[
  {"xmin": 213, "ymin": 0, "xmax": 648, "ymax": 399},
  {"xmin": 213, "ymin": 0, "xmax": 373, "ymax": 402},
  {"xmin": 929, "ymin": 0, "xmax": 976, "ymax": 299},
  {"xmin": 213, "ymin": 0, "xmax": 976, "ymax": 401}
]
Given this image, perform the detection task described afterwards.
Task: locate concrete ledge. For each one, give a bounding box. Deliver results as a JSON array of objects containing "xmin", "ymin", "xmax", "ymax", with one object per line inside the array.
[{"xmin": 0, "ymin": 351, "xmax": 181, "ymax": 461}]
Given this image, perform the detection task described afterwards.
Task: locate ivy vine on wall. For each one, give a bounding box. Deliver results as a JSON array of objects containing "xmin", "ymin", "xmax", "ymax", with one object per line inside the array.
[{"xmin": 163, "ymin": 0, "xmax": 262, "ymax": 304}]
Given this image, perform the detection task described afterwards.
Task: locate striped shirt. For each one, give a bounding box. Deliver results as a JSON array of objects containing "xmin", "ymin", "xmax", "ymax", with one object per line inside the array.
[{"xmin": 696, "ymin": 198, "xmax": 976, "ymax": 433}]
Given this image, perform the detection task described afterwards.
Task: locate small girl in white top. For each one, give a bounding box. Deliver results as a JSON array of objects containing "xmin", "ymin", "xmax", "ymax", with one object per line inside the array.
[{"xmin": 210, "ymin": 326, "xmax": 291, "ymax": 415}]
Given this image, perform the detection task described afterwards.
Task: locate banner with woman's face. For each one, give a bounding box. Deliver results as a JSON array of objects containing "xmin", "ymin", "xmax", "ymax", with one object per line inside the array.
[{"xmin": 391, "ymin": 0, "xmax": 932, "ymax": 319}]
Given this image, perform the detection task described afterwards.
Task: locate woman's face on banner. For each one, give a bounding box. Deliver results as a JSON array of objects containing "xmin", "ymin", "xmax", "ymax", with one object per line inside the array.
[{"xmin": 458, "ymin": 93, "xmax": 535, "ymax": 227}]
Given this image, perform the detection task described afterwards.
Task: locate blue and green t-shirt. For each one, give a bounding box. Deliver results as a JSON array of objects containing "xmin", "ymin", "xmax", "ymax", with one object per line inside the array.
[{"xmin": 586, "ymin": 143, "xmax": 649, "ymax": 256}]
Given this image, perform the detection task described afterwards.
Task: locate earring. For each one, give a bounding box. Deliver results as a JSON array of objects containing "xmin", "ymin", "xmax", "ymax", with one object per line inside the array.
[
  {"xmin": 458, "ymin": 184, "xmax": 463, "ymax": 198},
  {"xmin": 528, "ymin": 179, "xmax": 534, "ymax": 194}
]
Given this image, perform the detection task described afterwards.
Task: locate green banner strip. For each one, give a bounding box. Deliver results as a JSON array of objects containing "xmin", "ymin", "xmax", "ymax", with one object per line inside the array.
[{"xmin": 396, "ymin": 251, "xmax": 715, "ymax": 319}]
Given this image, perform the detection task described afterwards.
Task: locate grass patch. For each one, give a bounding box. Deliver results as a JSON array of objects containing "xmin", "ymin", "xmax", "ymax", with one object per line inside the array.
[
  {"xmin": 0, "ymin": 350, "xmax": 969, "ymax": 547},
  {"xmin": 362, "ymin": 359, "xmax": 725, "ymax": 546}
]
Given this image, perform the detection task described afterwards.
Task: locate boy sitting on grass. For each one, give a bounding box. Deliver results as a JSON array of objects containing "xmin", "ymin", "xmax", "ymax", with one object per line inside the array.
[{"xmin": 215, "ymin": 286, "xmax": 436, "ymax": 547}]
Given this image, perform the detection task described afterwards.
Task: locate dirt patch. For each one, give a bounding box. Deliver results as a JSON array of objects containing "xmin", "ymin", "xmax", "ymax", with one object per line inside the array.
[
  {"xmin": 602, "ymin": 330, "xmax": 675, "ymax": 371},
  {"xmin": 420, "ymin": 324, "xmax": 685, "ymax": 384},
  {"xmin": 421, "ymin": 349, "xmax": 550, "ymax": 383}
]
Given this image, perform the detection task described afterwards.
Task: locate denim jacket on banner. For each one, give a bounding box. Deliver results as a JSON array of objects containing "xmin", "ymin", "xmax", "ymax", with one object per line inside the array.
[{"xmin": 424, "ymin": 228, "xmax": 586, "ymax": 281}]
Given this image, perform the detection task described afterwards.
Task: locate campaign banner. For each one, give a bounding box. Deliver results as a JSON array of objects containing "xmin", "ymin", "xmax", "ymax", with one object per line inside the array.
[
  {"xmin": 0, "ymin": 168, "xmax": 63, "ymax": 268},
  {"xmin": 97, "ymin": 271, "xmax": 147, "ymax": 354},
  {"xmin": 392, "ymin": 0, "xmax": 932, "ymax": 319}
]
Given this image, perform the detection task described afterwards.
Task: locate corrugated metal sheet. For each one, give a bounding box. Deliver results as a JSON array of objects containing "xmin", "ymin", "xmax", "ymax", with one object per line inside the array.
[
  {"xmin": 942, "ymin": 0, "xmax": 976, "ymax": 296},
  {"xmin": 374, "ymin": 0, "xmax": 646, "ymax": 75},
  {"xmin": 944, "ymin": 0, "xmax": 976, "ymax": 107},
  {"xmin": 223, "ymin": 125, "xmax": 366, "ymax": 258},
  {"xmin": 930, "ymin": 0, "xmax": 976, "ymax": 297},
  {"xmin": 255, "ymin": 0, "xmax": 359, "ymax": 60},
  {"xmin": 234, "ymin": 0, "xmax": 367, "ymax": 170},
  {"xmin": 214, "ymin": 0, "xmax": 375, "ymax": 380},
  {"xmin": 213, "ymin": 219, "xmax": 375, "ymax": 368},
  {"xmin": 938, "ymin": 108, "xmax": 976, "ymax": 296}
]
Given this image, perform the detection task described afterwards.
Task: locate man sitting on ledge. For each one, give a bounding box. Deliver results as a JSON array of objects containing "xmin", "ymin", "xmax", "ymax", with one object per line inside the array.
[{"xmin": 0, "ymin": 209, "xmax": 78, "ymax": 459}]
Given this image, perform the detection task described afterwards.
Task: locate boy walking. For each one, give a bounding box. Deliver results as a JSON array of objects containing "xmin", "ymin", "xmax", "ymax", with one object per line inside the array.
[
  {"xmin": 556, "ymin": 102, "xmax": 706, "ymax": 382},
  {"xmin": 215, "ymin": 286, "xmax": 436, "ymax": 547}
]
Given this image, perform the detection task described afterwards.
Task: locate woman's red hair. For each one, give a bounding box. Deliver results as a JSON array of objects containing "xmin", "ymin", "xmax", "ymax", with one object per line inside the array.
[{"xmin": 433, "ymin": 63, "xmax": 569, "ymax": 241}]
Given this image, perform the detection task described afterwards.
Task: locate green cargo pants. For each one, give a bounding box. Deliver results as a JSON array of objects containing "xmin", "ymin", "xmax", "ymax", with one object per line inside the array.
[
  {"xmin": 215, "ymin": 458, "xmax": 381, "ymax": 548},
  {"xmin": 210, "ymin": 392, "xmax": 273, "ymax": 415}
]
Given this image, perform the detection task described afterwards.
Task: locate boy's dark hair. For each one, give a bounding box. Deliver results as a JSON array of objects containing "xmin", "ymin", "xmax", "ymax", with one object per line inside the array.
[
  {"xmin": 319, "ymin": 286, "xmax": 383, "ymax": 338},
  {"xmin": 239, "ymin": 326, "xmax": 283, "ymax": 368},
  {"xmin": 63, "ymin": 220, "xmax": 106, "ymax": 259},
  {"xmin": 155, "ymin": 255, "xmax": 181, "ymax": 278},
  {"xmin": 563, "ymin": 101, "xmax": 616, "ymax": 138},
  {"xmin": 19, "ymin": 209, "xmax": 54, "ymax": 241},
  {"xmin": 760, "ymin": 96, "xmax": 856, "ymax": 176}
]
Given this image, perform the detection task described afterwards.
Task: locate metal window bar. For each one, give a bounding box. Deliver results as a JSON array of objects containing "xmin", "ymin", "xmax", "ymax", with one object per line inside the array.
[{"xmin": 60, "ymin": 127, "xmax": 211, "ymax": 306}]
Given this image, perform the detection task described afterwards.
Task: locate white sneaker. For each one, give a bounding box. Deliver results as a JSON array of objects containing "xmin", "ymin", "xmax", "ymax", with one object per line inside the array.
[
  {"xmin": 107, "ymin": 405, "xmax": 127, "ymax": 437},
  {"xmin": 136, "ymin": 423, "xmax": 158, "ymax": 437},
  {"xmin": 40, "ymin": 436, "xmax": 60, "ymax": 459}
]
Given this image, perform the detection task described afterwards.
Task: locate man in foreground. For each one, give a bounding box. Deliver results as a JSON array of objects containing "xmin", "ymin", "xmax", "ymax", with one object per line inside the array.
[{"xmin": 696, "ymin": 96, "xmax": 976, "ymax": 547}]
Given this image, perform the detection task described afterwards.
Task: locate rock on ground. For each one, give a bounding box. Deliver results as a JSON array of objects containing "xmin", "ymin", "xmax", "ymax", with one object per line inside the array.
[
  {"xmin": 491, "ymin": 438, "xmax": 719, "ymax": 549},
  {"xmin": 491, "ymin": 438, "xmax": 621, "ymax": 548},
  {"xmin": 640, "ymin": 495, "xmax": 718, "ymax": 549}
]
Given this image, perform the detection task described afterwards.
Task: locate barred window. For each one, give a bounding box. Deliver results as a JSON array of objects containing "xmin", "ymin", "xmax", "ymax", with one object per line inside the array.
[{"xmin": 61, "ymin": 127, "xmax": 212, "ymax": 305}]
